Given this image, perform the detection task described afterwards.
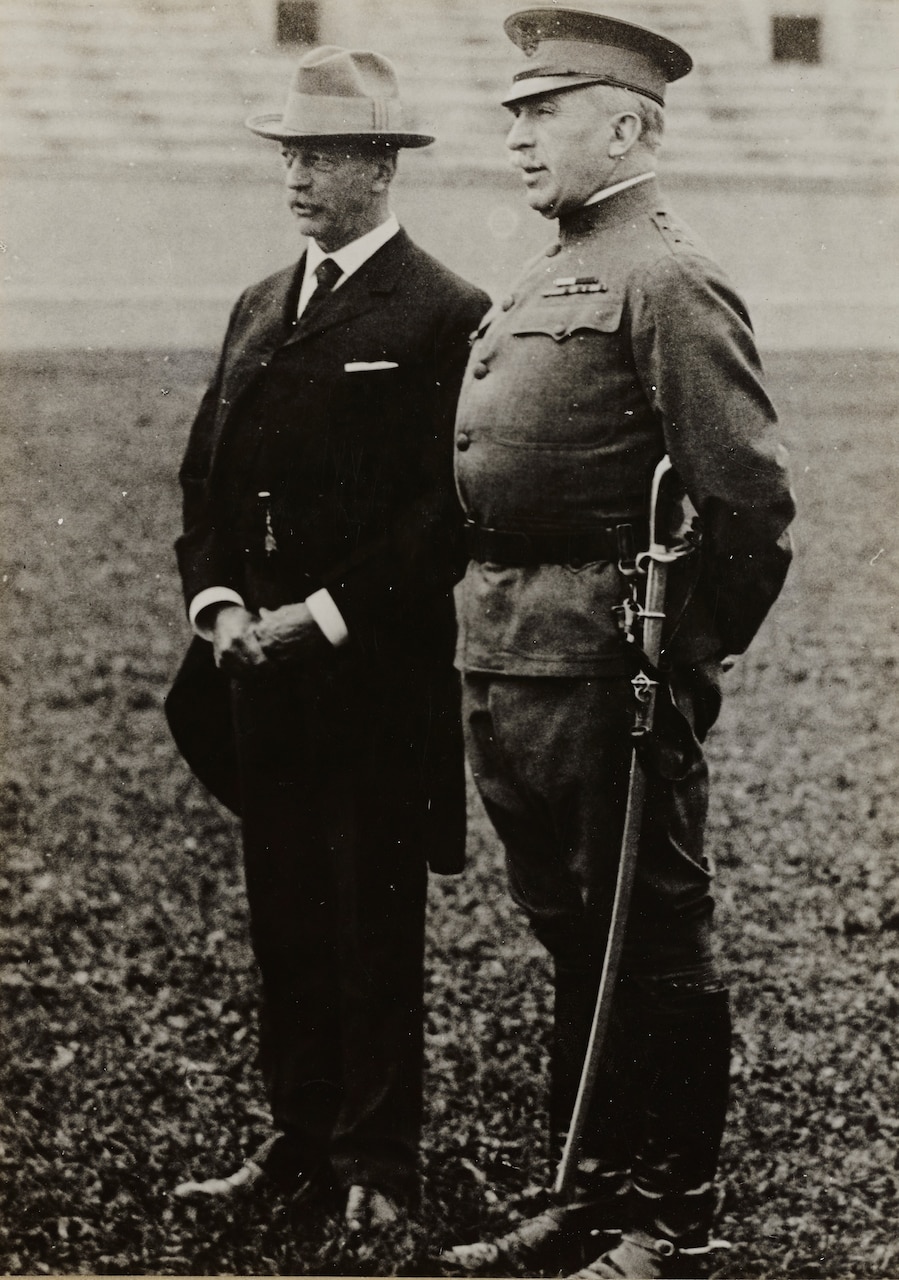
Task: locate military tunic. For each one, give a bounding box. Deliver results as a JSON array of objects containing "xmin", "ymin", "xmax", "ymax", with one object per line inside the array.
[{"xmin": 454, "ymin": 178, "xmax": 794, "ymax": 676}]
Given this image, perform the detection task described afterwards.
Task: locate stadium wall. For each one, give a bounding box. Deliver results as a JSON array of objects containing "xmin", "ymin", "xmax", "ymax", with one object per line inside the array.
[{"xmin": 1, "ymin": 164, "xmax": 895, "ymax": 352}]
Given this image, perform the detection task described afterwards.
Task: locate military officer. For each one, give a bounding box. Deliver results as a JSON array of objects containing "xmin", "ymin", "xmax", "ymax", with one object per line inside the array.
[{"xmin": 441, "ymin": 8, "xmax": 795, "ymax": 1278}]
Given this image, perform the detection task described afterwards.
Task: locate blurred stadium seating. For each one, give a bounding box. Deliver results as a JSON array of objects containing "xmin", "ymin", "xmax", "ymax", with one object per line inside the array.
[
  {"xmin": 2, "ymin": 0, "xmax": 897, "ymax": 178},
  {"xmin": 1, "ymin": 0, "xmax": 896, "ymax": 349}
]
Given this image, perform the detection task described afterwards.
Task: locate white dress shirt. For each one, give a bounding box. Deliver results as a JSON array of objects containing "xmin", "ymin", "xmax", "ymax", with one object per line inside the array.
[
  {"xmin": 296, "ymin": 213, "xmax": 400, "ymax": 316},
  {"xmin": 189, "ymin": 214, "xmax": 402, "ymax": 644}
]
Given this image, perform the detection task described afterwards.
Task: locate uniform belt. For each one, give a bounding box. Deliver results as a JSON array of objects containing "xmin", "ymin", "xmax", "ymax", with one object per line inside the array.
[{"xmin": 464, "ymin": 521, "xmax": 641, "ymax": 568}]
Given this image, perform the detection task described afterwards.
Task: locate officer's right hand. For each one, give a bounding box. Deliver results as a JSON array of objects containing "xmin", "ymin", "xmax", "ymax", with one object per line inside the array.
[{"xmin": 211, "ymin": 604, "xmax": 267, "ymax": 676}]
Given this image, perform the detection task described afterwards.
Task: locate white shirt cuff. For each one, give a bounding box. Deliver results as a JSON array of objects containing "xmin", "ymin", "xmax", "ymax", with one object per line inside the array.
[
  {"xmin": 305, "ymin": 588, "xmax": 349, "ymax": 647},
  {"xmin": 188, "ymin": 587, "xmax": 246, "ymax": 639}
]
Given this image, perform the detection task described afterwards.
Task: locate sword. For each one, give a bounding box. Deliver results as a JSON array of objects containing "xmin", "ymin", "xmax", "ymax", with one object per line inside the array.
[{"xmin": 554, "ymin": 455, "xmax": 694, "ymax": 1196}]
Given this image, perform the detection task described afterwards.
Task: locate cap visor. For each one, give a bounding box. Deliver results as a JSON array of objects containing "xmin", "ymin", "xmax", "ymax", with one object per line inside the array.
[{"xmin": 500, "ymin": 74, "xmax": 613, "ymax": 106}]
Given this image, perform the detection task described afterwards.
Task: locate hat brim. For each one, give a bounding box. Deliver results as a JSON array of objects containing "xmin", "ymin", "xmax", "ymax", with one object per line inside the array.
[
  {"xmin": 245, "ymin": 112, "xmax": 434, "ymax": 147},
  {"xmin": 500, "ymin": 73, "xmax": 622, "ymax": 106}
]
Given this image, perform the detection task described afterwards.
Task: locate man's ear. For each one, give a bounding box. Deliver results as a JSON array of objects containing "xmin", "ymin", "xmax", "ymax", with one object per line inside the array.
[
  {"xmin": 371, "ymin": 153, "xmax": 397, "ymax": 192},
  {"xmin": 609, "ymin": 111, "xmax": 642, "ymax": 157}
]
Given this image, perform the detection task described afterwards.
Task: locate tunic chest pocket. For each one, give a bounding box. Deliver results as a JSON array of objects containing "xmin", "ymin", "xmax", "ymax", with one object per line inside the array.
[{"xmin": 512, "ymin": 298, "xmax": 623, "ymax": 341}]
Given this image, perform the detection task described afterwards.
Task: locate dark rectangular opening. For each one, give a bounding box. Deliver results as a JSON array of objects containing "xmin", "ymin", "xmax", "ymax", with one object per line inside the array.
[
  {"xmin": 771, "ymin": 15, "xmax": 822, "ymax": 64},
  {"xmin": 276, "ymin": 0, "xmax": 320, "ymax": 45}
]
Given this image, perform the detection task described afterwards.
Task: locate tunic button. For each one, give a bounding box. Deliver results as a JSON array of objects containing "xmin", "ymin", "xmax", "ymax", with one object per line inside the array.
[
  {"xmin": 456, "ymin": 433, "xmax": 471, "ymax": 451},
  {"xmin": 546, "ymin": 243, "xmax": 562, "ymax": 257},
  {"xmin": 554, "ymin": 323, "xmax": 567, "ymax": 337},
  {"xmin": 502, "ymin": 296, "xmax": 515, "ymax": 311},
  {"xmin": 473, "ymin": 362, "xmax": 489, "ymax": 379}
]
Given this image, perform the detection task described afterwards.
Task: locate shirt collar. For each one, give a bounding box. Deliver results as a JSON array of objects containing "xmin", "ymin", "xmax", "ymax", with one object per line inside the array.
[
  {"xmin": 582, "ymin": 171, "xmax": 656, "ymax": 209},
  {"xmin": 305, "ymin": 213, "xmax": 401, "ymax": 287}
]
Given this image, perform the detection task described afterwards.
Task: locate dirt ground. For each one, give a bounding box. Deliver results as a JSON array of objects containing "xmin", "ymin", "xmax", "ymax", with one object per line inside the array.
[{"xmin": 0, "ymin": 349, "xmax": 896, "ymax": 1276}]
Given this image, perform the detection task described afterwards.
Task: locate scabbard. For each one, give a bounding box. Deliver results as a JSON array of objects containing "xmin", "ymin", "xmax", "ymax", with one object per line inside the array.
[
  {"xmin": 553, "ymin": 750, "xmax": 649, "ymax": 1195},
  {"xmin": 554, "ymin": 460, "xmax": 674, "ymax": 1198}
]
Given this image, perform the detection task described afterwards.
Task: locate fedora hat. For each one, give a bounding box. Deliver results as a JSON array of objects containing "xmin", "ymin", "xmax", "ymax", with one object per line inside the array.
[
  {"xmin": 501, "ymin": 7, "xmax": 692, "ymax": 107},
  {"xmin": 246, "ymin": 45, "xmax": 434, "ymax": 147}
]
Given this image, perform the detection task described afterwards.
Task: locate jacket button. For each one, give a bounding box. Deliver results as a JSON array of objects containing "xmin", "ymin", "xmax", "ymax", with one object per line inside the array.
[
  {"xmin": 456, "ymin": 433, "xmax": 471, "ymax": 451},
  {"xmin": 502, "ymin": 296, "xmax": 515, "ymax": 311},
  {"xmin": 554, "ymin": 323, "xmax": 567, "ymax": 337},
  {"xmin": 473, "ymin": 362, "xmax": 489, "ymax": 379},
  {"xmin": 546, "ymin": 243, "xmax": 561, "ymax": 256}
]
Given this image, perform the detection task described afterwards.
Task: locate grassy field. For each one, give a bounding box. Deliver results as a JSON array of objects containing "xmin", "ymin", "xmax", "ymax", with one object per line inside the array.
[{"xmin": 0, "ymin": 348, "xmax": 897, "ymax": 1277}]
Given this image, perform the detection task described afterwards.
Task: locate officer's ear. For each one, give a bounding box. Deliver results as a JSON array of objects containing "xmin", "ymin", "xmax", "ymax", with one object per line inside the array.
[{"xmin": 609, "ymin": 111, "xmax": 642, "ymax": 157}]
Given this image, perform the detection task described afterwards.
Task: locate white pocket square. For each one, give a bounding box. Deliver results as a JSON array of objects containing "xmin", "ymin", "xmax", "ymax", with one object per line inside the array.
[{"xmin": 344, "ymin": 360, "xmax": 399, "ymax": 372}]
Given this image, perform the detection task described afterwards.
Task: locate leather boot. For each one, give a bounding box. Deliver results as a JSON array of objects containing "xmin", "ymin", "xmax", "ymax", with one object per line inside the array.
[
  {"xmin": 550, "ymin": 966, "xmax": 646, "ymax": 1177},
  {"xmin": 630, "ymin": 985, "xmax": 731, "ymax": 1246}
]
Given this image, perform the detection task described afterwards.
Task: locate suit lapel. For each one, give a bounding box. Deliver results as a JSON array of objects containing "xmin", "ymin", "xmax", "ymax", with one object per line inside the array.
[
  {"xmin": 219, "ymin": 257, "xmax": 304, "ymax": 405},
  {"xmin": 284, "ymin": 229, "xmax": 408, "ymax": 346}
]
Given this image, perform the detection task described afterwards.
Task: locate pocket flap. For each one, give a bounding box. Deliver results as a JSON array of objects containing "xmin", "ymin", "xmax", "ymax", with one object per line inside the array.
[{"xmin": 512, "ymin": 299, "xmax": 623, "ymax": 340}]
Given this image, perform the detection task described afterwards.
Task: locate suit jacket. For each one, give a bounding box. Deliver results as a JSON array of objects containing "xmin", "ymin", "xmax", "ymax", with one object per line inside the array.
[
  {"xmin": 167, "ymin": 229, "xmax": 490, "ymax": 872},
  {"xmin": 453, "ymin": 179, "xmax": 795, "ymax": 677}
]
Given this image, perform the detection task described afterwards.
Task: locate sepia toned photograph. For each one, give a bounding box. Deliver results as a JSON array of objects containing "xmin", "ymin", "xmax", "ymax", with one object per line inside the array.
[{"xmin": 1, "ymin": 0, "xmax": 896, "ymax": 1275}]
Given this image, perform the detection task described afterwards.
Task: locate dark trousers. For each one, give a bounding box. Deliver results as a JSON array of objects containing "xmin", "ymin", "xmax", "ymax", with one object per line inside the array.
[
  {"xmin": 462, "ymin": 666, "xmax": 731, "ymax": 1241},
  {"xmin": 231, "ymin": 654, "xmax": 428, "ymax": 1200}
]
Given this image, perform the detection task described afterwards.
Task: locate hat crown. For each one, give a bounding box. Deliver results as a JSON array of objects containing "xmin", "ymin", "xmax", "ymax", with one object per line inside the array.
[
  {"xmin": 502, "ymin": 6, "xmax": 692, "ymax": 107},
  {"xmin": 291, "ymin": 45, "xmax": 400, "ymax": 102}
]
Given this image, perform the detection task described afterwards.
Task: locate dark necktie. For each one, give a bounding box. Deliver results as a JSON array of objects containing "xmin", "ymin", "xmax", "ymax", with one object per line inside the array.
[{"xmin": 300, "ymin": 256, "xmax": 342, "ymax": 323}]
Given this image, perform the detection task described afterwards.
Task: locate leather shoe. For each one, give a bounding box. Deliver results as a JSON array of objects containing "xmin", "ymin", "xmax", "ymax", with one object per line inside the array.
[
  {"xmin": 345, "ymin": 1185, "xmax": 415, "ymax": 1262},
  {"xmin": 570, "ymin": 1229, "xmax": 731, "ymax": 1279},
  {"xmin": 345, "ymin": 1183, "xmax": 403, "ymax": 1234},
  {"xmin": 173, "ymin": 1133, "xmax": 328, "ymax": 1202},
  {"xmin": 439, "ymin": 1184, "xmax": 628, "ymax": 1275}
]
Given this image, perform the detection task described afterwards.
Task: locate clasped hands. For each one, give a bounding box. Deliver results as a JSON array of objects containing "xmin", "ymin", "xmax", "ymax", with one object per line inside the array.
[{"xmin": 212, "ymin": 603, "xmax": 331, "ymax": 677}]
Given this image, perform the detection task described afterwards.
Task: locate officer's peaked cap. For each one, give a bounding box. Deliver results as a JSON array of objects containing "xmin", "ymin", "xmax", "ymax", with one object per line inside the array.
[{"xmin": 502, "ymin": 7, "xmax": 692, "ymax": 108}]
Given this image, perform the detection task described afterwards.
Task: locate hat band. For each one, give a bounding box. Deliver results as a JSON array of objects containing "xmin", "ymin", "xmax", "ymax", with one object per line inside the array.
[
  {"xmin": 281, "ymin": 90, "xmax": 405, "ymax": 135},
  {"xmin": 511, "ymin": 68, "xmax": 664, "ymax": 106}
]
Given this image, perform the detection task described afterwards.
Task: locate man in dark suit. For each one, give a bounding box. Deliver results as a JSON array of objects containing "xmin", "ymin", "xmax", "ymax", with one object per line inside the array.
[{"xmin": 166, "ymin": 45, "xmax": 489, "ymax": 1235}]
